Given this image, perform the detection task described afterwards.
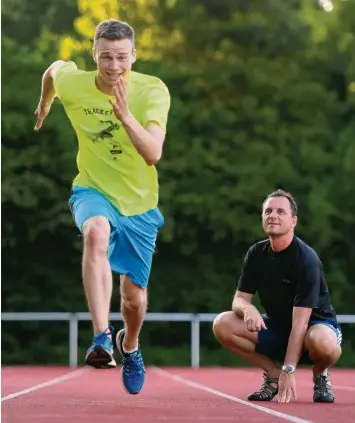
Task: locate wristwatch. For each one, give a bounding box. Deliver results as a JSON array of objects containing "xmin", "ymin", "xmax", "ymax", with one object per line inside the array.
[{"xmin": 281, "ymin": 364, "xmax": 296, "ymax": 374}]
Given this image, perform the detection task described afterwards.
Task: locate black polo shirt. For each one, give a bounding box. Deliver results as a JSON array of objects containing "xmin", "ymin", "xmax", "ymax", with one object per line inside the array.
[{"xmin": 237, "ymin": 235, "xmax": 337, "ymax": 328}]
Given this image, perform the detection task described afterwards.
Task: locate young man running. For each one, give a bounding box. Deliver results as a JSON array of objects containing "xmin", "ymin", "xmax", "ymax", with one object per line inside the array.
[{"xmin": 34, "ymin": 19, "xmax": 170, "ymax": 395}]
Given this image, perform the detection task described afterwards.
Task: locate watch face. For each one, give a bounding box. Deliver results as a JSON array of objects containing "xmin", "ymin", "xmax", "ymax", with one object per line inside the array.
[{"xmin": 283, "ymin": 365, "xmax": 295, "ymax": 373}]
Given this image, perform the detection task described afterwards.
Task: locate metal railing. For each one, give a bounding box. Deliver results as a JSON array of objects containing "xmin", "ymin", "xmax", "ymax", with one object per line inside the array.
[{"xmin": 2, "ymin": 312, "xmax": 355, "ymax": 368}]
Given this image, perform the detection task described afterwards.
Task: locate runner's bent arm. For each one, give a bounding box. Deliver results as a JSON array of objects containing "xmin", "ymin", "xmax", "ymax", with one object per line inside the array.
[
  {"xmin": 121, "ymin": 117, "xmax": 165, "ymax": 166},
  {"xmin": 112, "ymin": 78, "xmax": 170, "ymax": 166}
]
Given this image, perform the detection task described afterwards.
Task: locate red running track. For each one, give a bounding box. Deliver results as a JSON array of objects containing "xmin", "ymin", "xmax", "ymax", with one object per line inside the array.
[{"xmin": 2, "ymin": 367, "xmax": 354, "ymax": 423}]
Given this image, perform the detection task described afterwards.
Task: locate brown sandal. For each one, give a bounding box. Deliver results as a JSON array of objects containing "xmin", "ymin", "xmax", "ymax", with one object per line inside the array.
[{"xmin": 248, "ymin": 373, "xmax": 279, "ymax": 401}]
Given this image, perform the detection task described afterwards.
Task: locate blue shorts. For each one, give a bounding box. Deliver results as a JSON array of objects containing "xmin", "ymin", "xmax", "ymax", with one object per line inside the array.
[
  {"xmin": 255, "ymin": 315, "xmax": 342, "ymax": 364},
  {"xmin": 68, "ymin": 186, "xmax": 164, "ymax": 288}
]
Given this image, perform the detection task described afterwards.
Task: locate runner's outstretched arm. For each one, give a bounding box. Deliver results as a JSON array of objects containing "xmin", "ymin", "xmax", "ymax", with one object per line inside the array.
[{"xmin": 34, "ymin": 60, "xmax": 66, "ymax": 130}]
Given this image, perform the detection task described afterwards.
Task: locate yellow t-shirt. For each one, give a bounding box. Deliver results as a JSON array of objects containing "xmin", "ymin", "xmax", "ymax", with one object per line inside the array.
[{"xmin": 53, "ymin": 61, "xmax": 170, "ymax": 216}]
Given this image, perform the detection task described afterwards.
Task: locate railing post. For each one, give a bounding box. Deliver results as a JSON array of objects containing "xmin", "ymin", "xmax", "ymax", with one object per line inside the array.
[
  {"xmin": 69, "ymin": 313, "xmax": 78, "ymax": 368},
  {"xmin": 191, "ymin": 314, "xmax": 200, "ymax": 368}
]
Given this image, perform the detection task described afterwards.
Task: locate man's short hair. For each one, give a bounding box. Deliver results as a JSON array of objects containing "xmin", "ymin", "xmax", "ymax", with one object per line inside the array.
[
  {"xmin": 94, "ymin": 19, "xmax": 135, "ymax": 46},
  {"xmin": 263, "ymin": 189, "xmax": 298, "ymax": 216}
]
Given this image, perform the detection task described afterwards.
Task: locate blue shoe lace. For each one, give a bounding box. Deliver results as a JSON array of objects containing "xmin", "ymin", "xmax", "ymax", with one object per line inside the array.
[
  {"xmin": 92, "ymin": 325, "xmax": 115, "ymax": 349},
  {"xmin": 122, "ymin": 350, "xmax": 145, "ymax": 376}
]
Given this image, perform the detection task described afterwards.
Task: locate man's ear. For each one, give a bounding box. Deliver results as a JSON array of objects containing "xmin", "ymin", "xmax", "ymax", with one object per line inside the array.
[
  {"xmin": 292, "ymin": 216, "xmax": 298, "ymax": 228},
  {"xmin": 132, "ymin": 48, "xmax": 137, "ymax": 64}
]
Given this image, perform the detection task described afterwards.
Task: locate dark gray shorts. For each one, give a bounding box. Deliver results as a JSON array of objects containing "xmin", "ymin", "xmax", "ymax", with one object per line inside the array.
[{"xmin": 255, "ymin": 315, "xmax": 342, "ymax": 364}]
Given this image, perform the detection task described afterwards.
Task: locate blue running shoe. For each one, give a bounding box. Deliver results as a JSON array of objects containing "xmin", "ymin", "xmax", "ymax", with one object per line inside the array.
[
  {"xmin": 85, "ymin": 325, "xmax": 116, "ymax": 369},
  {"xmin": 116, "ymin": 329, "xmax": 146, "ymax": 394}
]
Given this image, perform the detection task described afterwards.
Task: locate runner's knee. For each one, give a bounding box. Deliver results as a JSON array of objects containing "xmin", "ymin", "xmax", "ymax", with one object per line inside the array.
[
  {"xmin": 120, "ymin": 275, "xmax": 147, "ymax": 310},
  {"xmin": 83, "ymin": 216, "xmax": 111, "ymax": 255}
]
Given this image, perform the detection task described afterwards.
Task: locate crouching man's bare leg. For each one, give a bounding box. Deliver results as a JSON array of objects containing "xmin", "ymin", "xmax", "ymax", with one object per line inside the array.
[
  {"xmin": 213, "ymin": 311, "xmax": 280, "ymax": 401},
  {"xmin": 303, "ymin": 323, "xmax": 342, "ymax": 403}
]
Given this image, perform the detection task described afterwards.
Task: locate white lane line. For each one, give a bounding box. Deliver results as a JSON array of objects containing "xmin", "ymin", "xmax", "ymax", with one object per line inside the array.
[
  {"xmin": 2, "ymin": 367, "xmax": 88, "ymax": 402},
  {"xmin": 152, "ymin": 367, "xmax": 316, "ymax": 423}
]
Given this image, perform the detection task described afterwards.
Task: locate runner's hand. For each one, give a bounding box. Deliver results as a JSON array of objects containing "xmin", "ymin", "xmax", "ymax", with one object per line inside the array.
[
  {"xmin": 109, "ymin": 77, "xmax": 130, "ymax": 123},
  {"xmin": 34, "ymin": 100, "xmax": 52, "ymax": 130}
]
